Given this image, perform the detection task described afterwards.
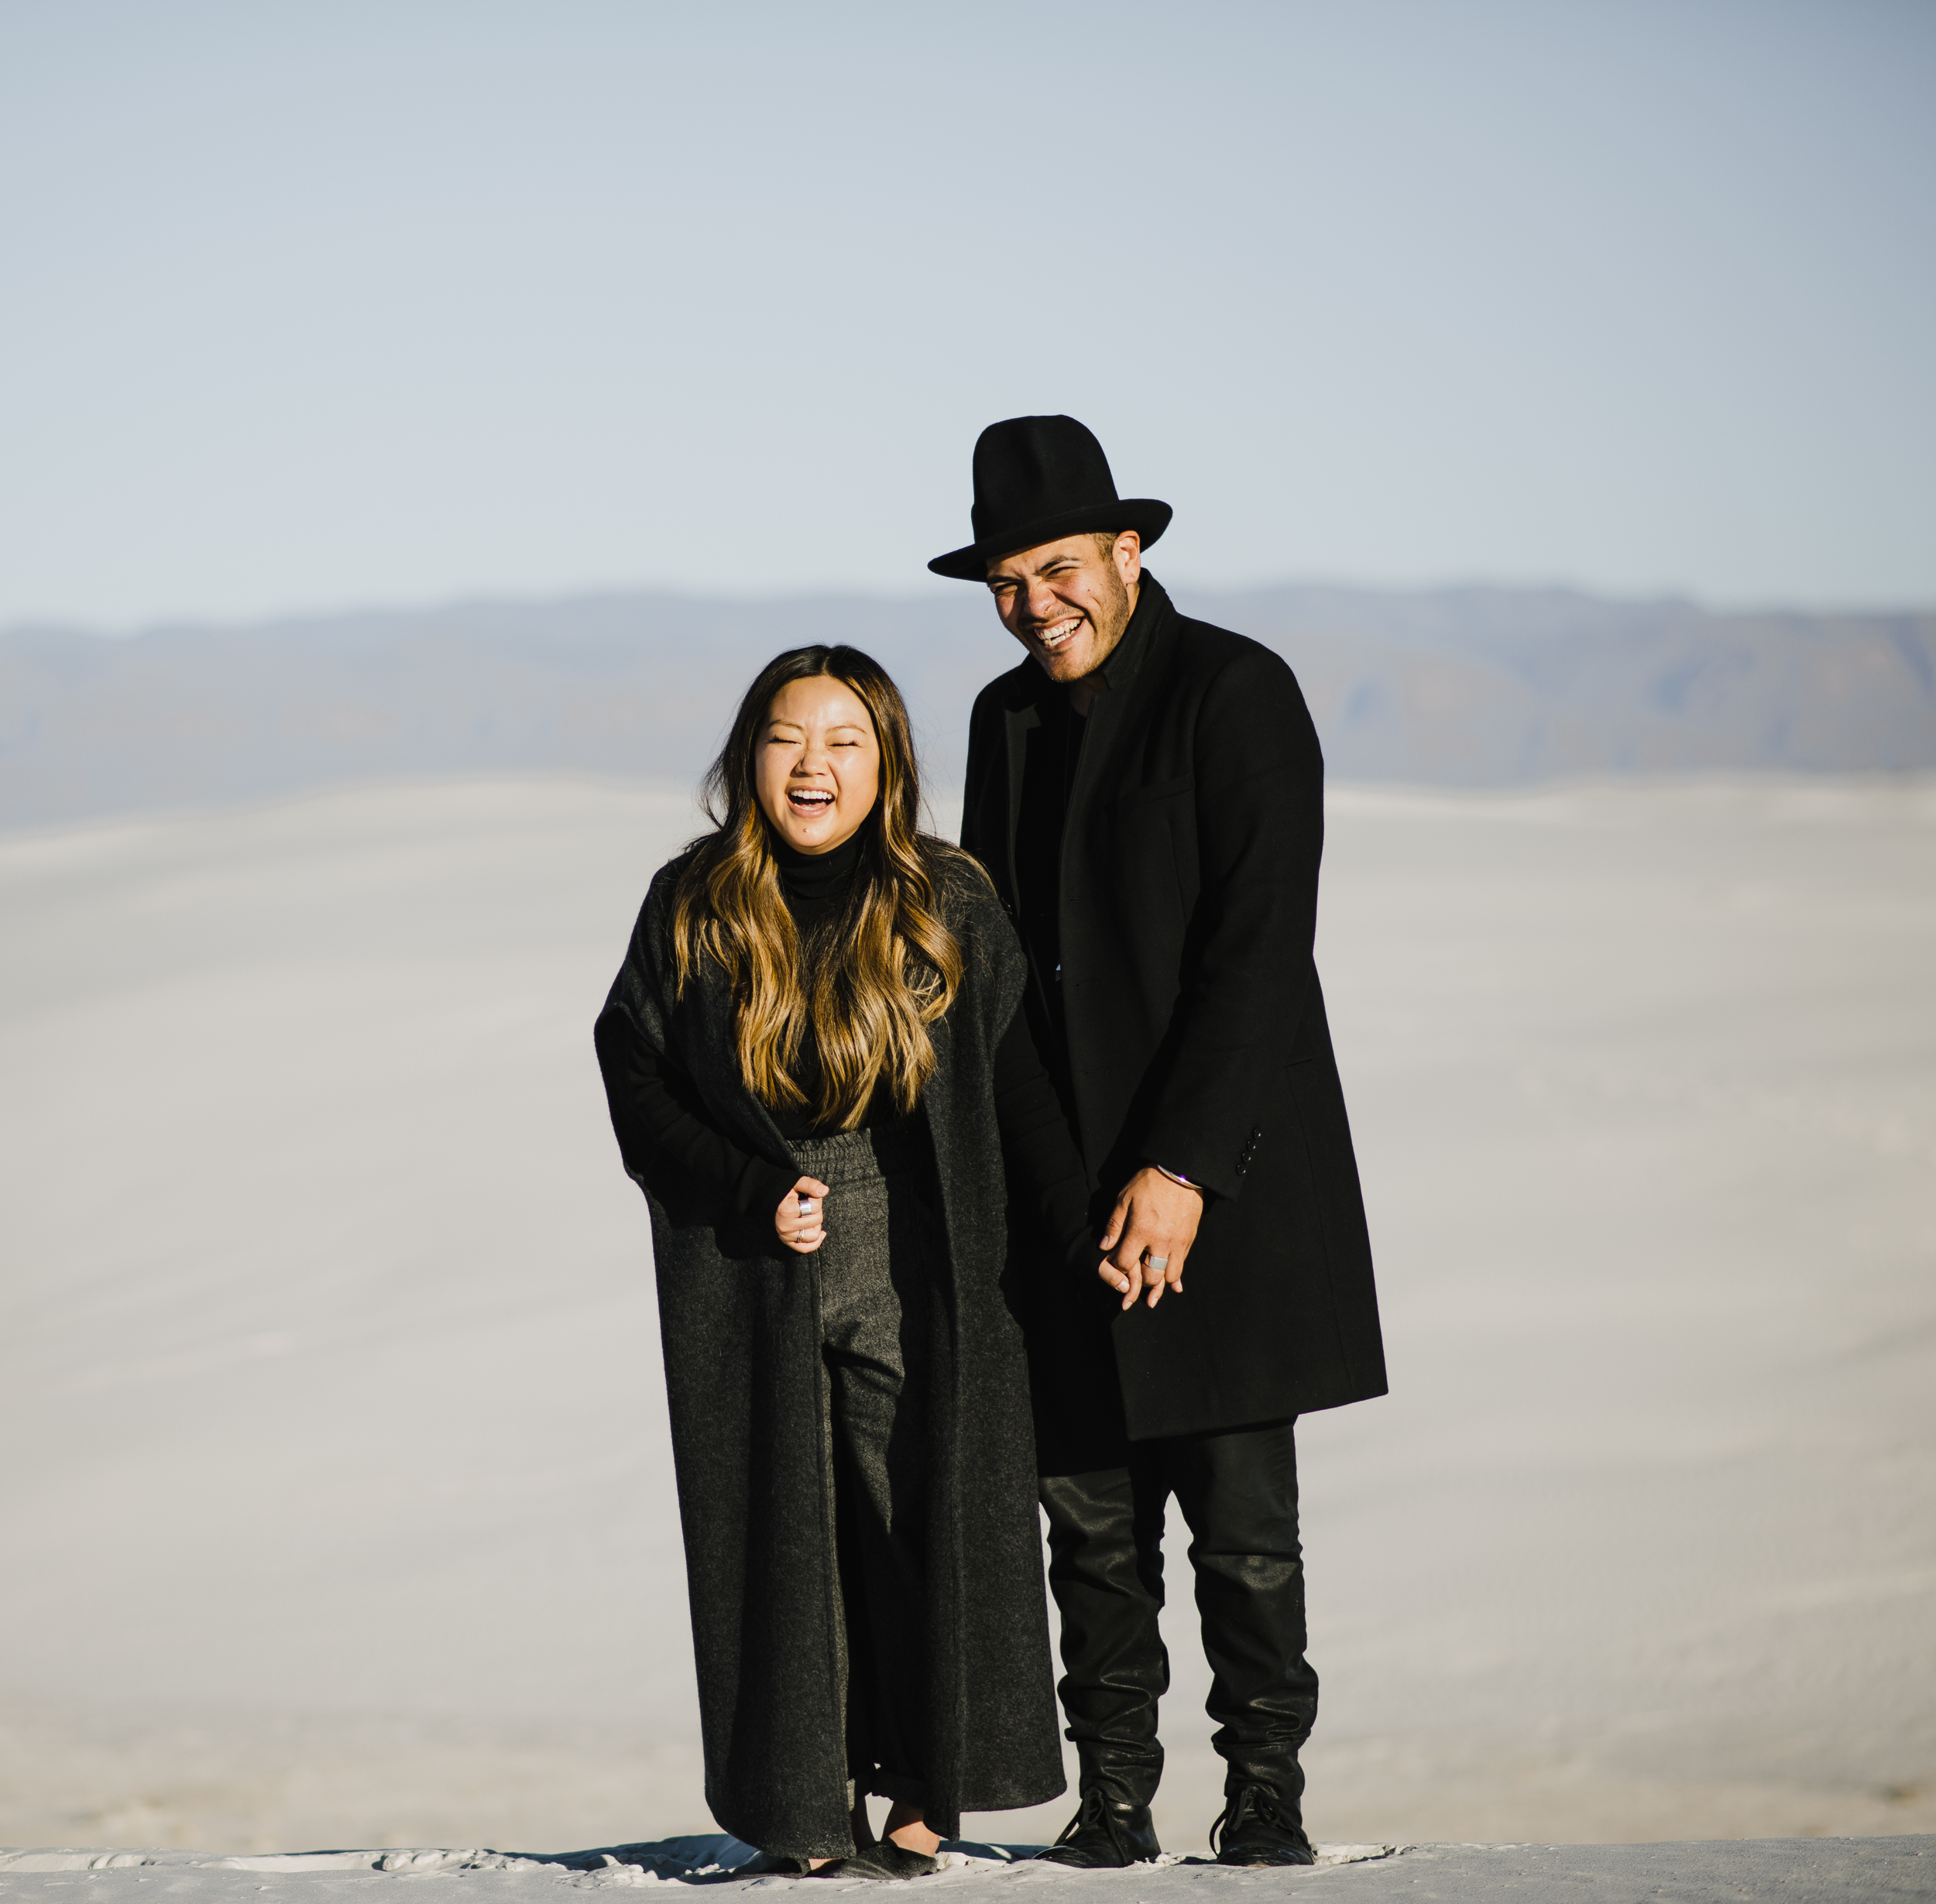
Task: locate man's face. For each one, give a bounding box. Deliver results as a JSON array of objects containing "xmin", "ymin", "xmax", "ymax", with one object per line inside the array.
[{"xmin": 985, "ymin": 532, "xmax": 1142, "ymax": 684}]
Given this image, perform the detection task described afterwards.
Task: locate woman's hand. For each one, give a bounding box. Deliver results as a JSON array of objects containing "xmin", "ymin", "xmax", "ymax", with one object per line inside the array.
[{"xmin": 776, "ymin": 1175, "xmax": 830, "ymax": 1254}]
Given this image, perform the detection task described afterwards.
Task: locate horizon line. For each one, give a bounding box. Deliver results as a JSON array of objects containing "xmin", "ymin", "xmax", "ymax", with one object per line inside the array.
[{"xmin": 9, "ymin": 573, "xmax": 1936, "ymax": 642}]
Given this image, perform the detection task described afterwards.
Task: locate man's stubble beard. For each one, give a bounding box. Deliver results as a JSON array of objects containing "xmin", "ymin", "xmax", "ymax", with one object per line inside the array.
[{"xmin": 1051, "ymin": 561, "xmax": 1134, "ymax": 688}]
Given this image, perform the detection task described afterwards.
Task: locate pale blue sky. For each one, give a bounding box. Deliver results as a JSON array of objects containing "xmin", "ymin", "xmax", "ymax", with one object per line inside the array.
[{"xmin": 2, "ymin": 0, "xmax": 1931, "ymax": 626}]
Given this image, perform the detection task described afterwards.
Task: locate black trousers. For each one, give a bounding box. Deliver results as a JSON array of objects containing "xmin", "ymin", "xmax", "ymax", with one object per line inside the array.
[{"xmin": 1038, "ymin": 1419, "xmax": 1318, "ymax": 1809}]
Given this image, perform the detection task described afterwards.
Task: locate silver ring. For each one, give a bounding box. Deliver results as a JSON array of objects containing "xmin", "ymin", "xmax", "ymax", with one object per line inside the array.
[
  {"xmin": 1147, "ymin": 1255, "xmax": 1170, "ymax": 1272},
  {"xmin": 797, "ymin": 1192, "xmax": 813, "ymax": 1214}
]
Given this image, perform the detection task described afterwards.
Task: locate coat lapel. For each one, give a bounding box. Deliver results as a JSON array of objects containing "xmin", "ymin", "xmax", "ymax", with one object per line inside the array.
[
  {"xmin": 1001, "ymin": 695, "xmax": 1042, "ymax": 907},
  {"xmin": 1057, "ymin": 580, "xmax": 1176, "ymax": 951}
]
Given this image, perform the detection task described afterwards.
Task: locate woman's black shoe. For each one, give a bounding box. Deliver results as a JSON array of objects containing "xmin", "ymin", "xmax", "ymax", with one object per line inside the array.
[
  {"xmin": 1210, "ymin": 1782, "xmax": 1315, "ymax": 1865},
  {"xmin": 749, "ymin": 1854, "xmax": 814, "ymax": 1876},
  {"xmin": 808, "ymin": 1843, "xmax": 939, "ymax": 1882},
  {"xmin": 1034, "ymin": 1787, "xmax": 1162, "ymax": 1868}
]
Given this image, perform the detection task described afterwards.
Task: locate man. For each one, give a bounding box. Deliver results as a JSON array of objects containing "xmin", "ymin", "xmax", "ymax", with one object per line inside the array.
[{"xmin": 932, "ymin": 416, "xmax": 1386, "ymax": 1867}]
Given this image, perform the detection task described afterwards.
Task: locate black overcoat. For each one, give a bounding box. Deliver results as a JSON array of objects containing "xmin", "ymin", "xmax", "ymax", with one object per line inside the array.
[
  {"xmin": 961, "ymin": 575, "xmax": 1387, "ymax": 1451},
  {"xmin": 593, "ymin": 849, "xmax": 1063, "ymax": 1857}
]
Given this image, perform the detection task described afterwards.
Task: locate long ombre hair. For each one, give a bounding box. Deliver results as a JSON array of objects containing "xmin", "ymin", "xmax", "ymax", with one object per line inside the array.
[{"xmin": 671, "ymin": 647, "xmax": 967, "ymax": 1130}]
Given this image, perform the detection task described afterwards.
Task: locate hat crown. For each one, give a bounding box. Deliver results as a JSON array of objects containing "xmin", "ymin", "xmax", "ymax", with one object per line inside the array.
[
  {"xmin": 928, "ymin": 412, "xmax": 1168, "ymax": 579},
  {"xmin": 970, "ymin": 415, "xmax": 1119, "ymax": 545}
]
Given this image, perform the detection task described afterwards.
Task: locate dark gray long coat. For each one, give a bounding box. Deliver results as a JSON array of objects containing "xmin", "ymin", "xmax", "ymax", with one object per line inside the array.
[{"xmin": 594, "ymin": 849, "xmax": 1064, "ymax": 1857}]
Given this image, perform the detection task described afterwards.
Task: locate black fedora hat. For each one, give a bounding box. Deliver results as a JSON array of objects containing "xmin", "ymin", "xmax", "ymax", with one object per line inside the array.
[{"xmin": 928, "ymin": 414, "xmax": 1171, "ymax": 581}]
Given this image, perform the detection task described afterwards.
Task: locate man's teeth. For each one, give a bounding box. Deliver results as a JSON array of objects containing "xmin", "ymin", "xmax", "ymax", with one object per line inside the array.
[{"xmin": 1036, "ymin": 620, "xmax": 1080, "ymax": 649}]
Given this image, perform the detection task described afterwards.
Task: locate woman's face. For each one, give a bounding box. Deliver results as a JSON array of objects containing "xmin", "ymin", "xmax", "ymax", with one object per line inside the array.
[{"xmin": 754, "ymin": 674, "xmax": 882, "ymax": 856}]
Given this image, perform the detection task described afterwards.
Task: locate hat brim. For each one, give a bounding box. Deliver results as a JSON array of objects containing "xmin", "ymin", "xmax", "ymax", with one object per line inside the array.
[{"xmin": 927, "ymin": 499, "xmax": 1172, "ymax": 581}]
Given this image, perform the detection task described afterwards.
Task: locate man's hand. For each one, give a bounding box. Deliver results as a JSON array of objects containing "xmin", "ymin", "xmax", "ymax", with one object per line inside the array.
[
  {"xmin": 1097, "ymin": 1167, "xmax": 1203, "ymax": 1310},
  {"xmin": 776, "ymin": 1175, "xmax": 829, "ymax": 1254}
]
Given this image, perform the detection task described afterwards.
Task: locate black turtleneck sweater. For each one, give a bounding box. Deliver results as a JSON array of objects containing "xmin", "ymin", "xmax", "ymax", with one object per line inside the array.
[{"xmin": 618, "ymin": 832, "xmax": 1097, "ymax": 1270}]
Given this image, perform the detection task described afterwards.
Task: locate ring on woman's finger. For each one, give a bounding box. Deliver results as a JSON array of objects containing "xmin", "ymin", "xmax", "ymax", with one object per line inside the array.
[{"xmin": 1147, "ymin": 1254, "xmax": 1170, "ymax": 1272}]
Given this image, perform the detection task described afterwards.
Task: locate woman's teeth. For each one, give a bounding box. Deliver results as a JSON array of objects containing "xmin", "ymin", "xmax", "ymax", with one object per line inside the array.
[{"xmin": 789, "ymin": 790, "xmax": 833, "ymax": 810}]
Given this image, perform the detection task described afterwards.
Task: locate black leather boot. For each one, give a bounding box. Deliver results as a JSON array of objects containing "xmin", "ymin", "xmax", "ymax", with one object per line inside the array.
[
  {"xmin": 1034, "ymin": 1786, "xmax": 1162, "ymax": 1868},
  {"xmin": 1035, "ymin": 1464, "xmax": 1169, "ymax": 1868},
  {"xmin": 1210, "ymin": 1779, "xmax": 1314, "ymax": 1866}
]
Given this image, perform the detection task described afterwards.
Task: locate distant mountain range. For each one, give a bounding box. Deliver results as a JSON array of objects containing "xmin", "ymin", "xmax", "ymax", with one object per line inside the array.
[{"xmin": 3, "ymin": 581, "xmax": 1933, "ymax": 827}]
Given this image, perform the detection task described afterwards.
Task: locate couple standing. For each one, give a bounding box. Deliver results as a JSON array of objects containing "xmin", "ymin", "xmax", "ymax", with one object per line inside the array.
[{"xmin": 595, "ymin": 417, "xmax": 1386, "ymax": 1878}]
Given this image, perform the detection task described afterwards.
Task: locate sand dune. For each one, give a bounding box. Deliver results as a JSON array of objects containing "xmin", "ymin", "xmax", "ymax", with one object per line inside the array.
[{"xmin": 2, "ymin": 775, "xmax": 1932, "ymax": 1854}]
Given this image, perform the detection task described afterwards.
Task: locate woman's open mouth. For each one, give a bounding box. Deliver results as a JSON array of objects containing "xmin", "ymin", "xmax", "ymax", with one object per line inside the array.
[{"xmin": 788, "ymin": 787, "xmax": 835, "ymax": 815}]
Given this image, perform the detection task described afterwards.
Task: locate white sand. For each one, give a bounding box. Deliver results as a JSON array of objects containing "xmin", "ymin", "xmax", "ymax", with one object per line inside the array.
[
  {"xmin": 12, "ymin": 1837, "xmax": 1932, "ymax": 1904},
  {"xmin": 2, "ymin": 776, "xmax": 1931, "ymax": 1854}
]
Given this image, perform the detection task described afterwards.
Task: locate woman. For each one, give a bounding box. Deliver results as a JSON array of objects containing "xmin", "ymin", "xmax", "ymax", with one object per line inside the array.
[{"xmin": 594, "ymin": 646, "xmax": 1094, "ymax": 1877}]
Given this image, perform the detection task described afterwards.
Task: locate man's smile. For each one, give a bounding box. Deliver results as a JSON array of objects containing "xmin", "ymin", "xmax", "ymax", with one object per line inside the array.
[{"xmin": 1030, "ymin": 613, "xmax": 1086, "ymax": 653}]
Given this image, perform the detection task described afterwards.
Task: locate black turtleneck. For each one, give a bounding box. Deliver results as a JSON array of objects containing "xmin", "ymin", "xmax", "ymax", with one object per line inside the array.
[
  {"xmin": 767, "ymin": 828, "xmax": 884, "ymax": 1140},
  {"xmin": 771, "ymin": 828, "xmax": 863, "ymax": 908},
  {"xmin": 614, "ymin": 831, "xmax": 1097, "ymax": 1271}
]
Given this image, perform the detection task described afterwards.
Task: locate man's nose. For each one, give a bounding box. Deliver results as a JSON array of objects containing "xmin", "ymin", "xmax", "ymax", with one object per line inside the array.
[{"xmin": 1021, "ymin": 579, "xmax": 1061, "ymax": 623}]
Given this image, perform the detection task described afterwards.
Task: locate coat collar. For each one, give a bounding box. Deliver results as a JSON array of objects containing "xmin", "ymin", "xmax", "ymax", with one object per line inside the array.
[
  {"xmin": 1091, "ymin": 569, "xmax": 1170, "ymax": 695},
  {"xmin": 1061, "ymin": 572, "xmax": 1172, "ymax": 839},
  {"xmin": 993, "ymin": 575, "xmax": 1176, "ymax": 903}
]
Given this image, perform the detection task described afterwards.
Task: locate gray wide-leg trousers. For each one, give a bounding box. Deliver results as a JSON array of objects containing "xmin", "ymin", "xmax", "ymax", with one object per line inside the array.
[{"xmin": 794, "ymin": 1126, "xmax": 936, "ymax": 1809}]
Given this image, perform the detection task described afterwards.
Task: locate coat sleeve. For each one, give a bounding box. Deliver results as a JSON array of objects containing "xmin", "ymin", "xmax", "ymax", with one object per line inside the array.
[
  {"xmin": 941, "ymin": 853, "xmax": 1095, "ymax": 1271},
  {"xmin": 1137, "ymin": 645, "xmax": 1324, "ymax": 1201},
  {"xmin": 595, "ymin": 1007, "xmax": 799, "ymax": 1220},
  {"xmin": 991, "ymin": 1003, "xmax": 1097, "ymax": 1274},
  {"xmin": 594, "ymin": 860, "xmax": 798, "ymax": 1213},
  {"xmin": 592, "ymin": 870, "xmax": 684, "ymax": 1195}
]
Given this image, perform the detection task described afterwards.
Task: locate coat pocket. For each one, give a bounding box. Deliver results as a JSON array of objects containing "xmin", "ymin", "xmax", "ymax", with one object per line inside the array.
[{"xmin": 1114, "ymin": 770, "xmax": 1195, "ymax": 809}]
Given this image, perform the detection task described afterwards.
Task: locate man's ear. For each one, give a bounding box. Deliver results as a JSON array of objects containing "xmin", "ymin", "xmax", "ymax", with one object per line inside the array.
[{"xmin": 1116, "ymin": 531, "xmax": 1143, "ymax": 588}]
